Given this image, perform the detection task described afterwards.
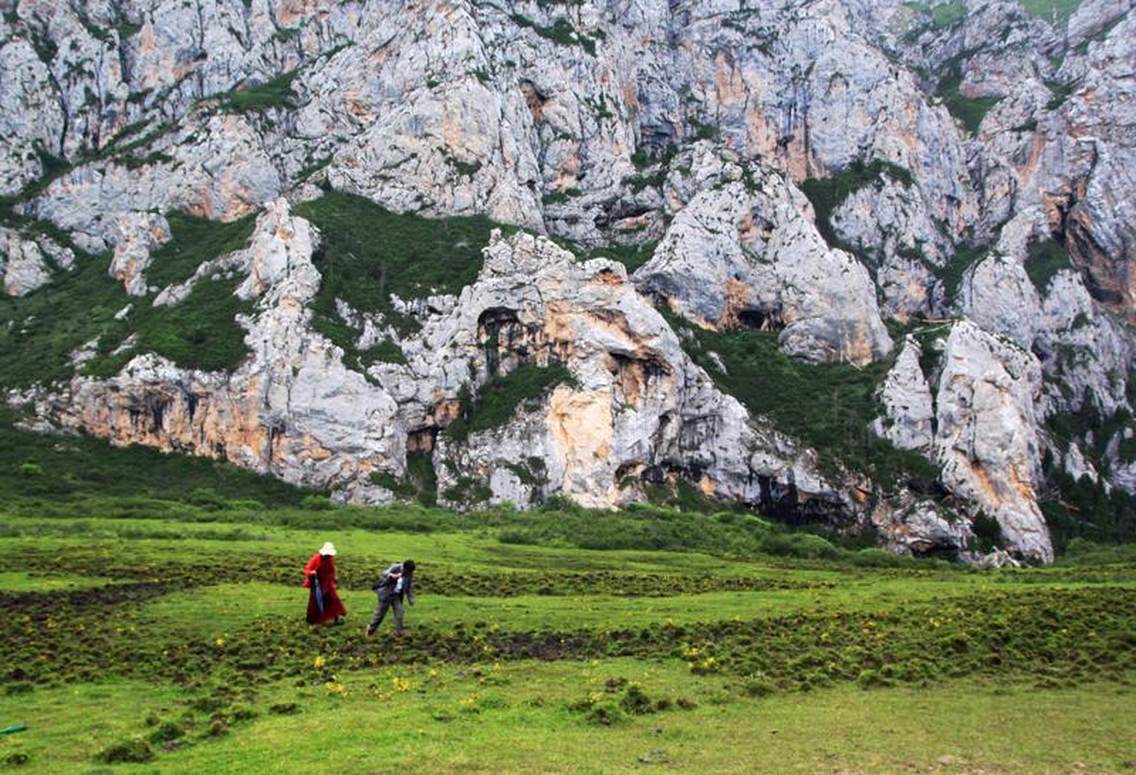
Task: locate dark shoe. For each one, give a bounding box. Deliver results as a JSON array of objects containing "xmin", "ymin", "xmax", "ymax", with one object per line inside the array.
[{"xmin": 365, "ymin": 626, "xmax": 375, "ymax": 638}]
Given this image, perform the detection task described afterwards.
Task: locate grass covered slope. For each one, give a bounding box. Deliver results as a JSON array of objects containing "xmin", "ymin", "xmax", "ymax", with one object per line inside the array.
[
  {"xmin": 667, "ymin": 313, "xmax": 939, "ymax": 490},
  {"xmin": 0, "ymin": 209, "xmax": 258, "ymax": 385},
  {"xmin": 293, "ymin": 190, "xmax": 517, "ymax": 371}
]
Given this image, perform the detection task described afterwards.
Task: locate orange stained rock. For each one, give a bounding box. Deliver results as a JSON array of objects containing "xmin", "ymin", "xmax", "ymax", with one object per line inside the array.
[
  {"xmin": 548, "ymin": 386, "xmax": 613, "ymax": 490},
  {"xmin": 713, "ymin": 51, "xmax": 747, "ymax": 107},
  {"xmin": 720, "ymin": 277, "xmax": 755, "ymax": 328}
]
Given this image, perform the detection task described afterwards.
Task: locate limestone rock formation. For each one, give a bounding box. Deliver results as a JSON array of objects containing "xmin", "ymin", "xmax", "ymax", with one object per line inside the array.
[
  {"xmin": 2, "ymin": 0, "xmax": 1135, "ymax": 562},
  {"xmin": 873, "ymin": 337, "xmax": 935, "ymax": 453},
  {"xmin": 0, "ymin": 228, "xmax": 74, "ymax": 296},
  {"xmin": 634, "ymin": 166, "xmax": 893, "ymax": 366},
  {"xmin": 934, "ymin": 321, "xmax": 1052, "ymax": 562}
]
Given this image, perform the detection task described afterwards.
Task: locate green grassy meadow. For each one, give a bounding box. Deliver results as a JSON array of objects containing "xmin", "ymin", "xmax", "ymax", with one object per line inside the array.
[{"xmin": 0, "ymin": 425, "xmax": 1134, "ymax": 773}]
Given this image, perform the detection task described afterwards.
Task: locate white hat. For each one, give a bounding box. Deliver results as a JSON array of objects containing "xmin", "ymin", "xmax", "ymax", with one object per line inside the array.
[{"xmin": 320, "ymin": 542, "xmax": 337, "ymax": 556}]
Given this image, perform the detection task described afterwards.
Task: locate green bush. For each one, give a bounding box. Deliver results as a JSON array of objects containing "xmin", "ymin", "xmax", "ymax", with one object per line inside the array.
[
  {"xmin": 148, "ymin": 720, "xmax": 185, "ymax": 743},
  {"xmin": 970, "ymin": 512, "xmax": 1003, "ymax": 553},
  {"xmin": 188, "ymin": 488, "xmax": 229, "ymax": 511},
  {"xmin": 18, "ymin": 462, "xmax": 43, "ymax": 477},
  {"xmin": 855, "ymin": 669, "xmax": 890, "ymax": 690},
  {"xmin": 300, "ymin": 494, "xmax": 336, "ymax": 511},
  {"xmin": 742, "ymin": 675, "xmax": 777, "ymax": 697},
  {"xmin": 935, "ymin": 243, "xmax": 988, "ymax": 304},
  {"xmin": 584, "ymin": 700, "xmax": 626, "ymax": 726},
  {"xmin": 937, "ymin": 68, "xmax": 1000, "ymax": 136},
  {"xmin": 1024, "ymin": 239, "xmax": 1072, "ymax": 294}
]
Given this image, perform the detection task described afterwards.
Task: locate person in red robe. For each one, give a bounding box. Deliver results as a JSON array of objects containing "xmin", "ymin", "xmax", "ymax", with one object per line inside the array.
[{"xmin": 303, "ymin": 542, "xmax": 347, "ymax": 625}]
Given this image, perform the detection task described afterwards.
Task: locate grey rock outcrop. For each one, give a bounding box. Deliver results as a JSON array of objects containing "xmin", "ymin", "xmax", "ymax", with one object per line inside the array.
[
  {"xmin": 428, "ymin": 231, "xmax": 842, "ymax": 512},
  {"xmin": 873, "ymin": 337, "xmax": 935, "ymax": 453},
  {"xmin": 934, "ymin": 321, "xmax": 1052, "ymax": 562},
  {"xmin": 872, "ymin": 499, "xmax": 974, "ymax": 558},
  {"xmin": 1, "ymin": 228, "xmax": 74, "ymax": 297},
  {"xmin": 109, "ymin": 212, "xmax": 171, "ymax": 296},
  {"xmin": 634, "ymin": 169, "xmax": 893, "ymax": 366}
]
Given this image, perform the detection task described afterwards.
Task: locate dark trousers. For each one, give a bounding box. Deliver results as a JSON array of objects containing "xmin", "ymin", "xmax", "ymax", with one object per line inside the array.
[{"xmin": 369, "ymin": 594, "xmax": 404, "ymax": 632}]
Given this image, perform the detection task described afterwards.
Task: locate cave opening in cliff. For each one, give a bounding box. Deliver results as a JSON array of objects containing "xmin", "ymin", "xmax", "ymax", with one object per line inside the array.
[{"xmin": 737, "ymin": 307, "xmax": 784, "ymax": 331}]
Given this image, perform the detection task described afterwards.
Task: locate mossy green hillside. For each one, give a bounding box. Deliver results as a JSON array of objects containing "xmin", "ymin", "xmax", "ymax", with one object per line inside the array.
[
  {"xmin": 293, "ymin": 191, "xmax": 516, "ymax": 371},
  {"xmin": 0, "ymin": 209, "xmax": 259, "ymax": 385},
  {"xmin": 669, "ymin": 315, "xmax": 939, "ymax": 490},
  {"xmin": 145, "ymin": 211, "xmax": 257, "ymax": 288}
]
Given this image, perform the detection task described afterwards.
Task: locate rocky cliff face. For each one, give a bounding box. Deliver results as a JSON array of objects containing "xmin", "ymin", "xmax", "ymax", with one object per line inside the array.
[{"xmin": 2, "ymin": 0, "xmax": 1134, "ymax": 563}]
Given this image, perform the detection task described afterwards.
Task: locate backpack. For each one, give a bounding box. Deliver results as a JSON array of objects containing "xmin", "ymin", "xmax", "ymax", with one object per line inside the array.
[{"xmin": 373, "ymin": 565, "xmax": 401, "ymax": 592}]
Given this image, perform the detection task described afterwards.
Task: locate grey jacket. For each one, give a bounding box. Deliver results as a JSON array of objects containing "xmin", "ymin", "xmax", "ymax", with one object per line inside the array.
[{"xmin": 375, "ymin": 563, "xmax": 415, "ymax": 604}]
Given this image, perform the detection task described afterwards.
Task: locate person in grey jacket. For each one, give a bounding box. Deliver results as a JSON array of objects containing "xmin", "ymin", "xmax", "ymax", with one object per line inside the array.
[{"xmin": 366, "ymin": 560, "xmax": 415, "ymax": 637}]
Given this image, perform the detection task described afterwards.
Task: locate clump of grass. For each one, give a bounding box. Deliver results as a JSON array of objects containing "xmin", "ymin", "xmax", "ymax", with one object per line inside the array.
[
  {"xmin": 148, "ymin": 720, "xmax": 185, "ymax": 743},
  {"xmin": 219, "ymin": 71, "xmax": 299, "ymax": 112},
  {"xmin": 146, "ymin": 212, "xmax": 257, "ymax": 288},
  {"xmin": 936, "ymin": 69, "xmax": 1000, "ymax": 136},
  {"xmin": 97, "ymin": 738, "xmax": 154, "ymax": 763},
  {"xmin": 541, "ymin": 188, "xmax": 580, "ymax": 205},
  {"xmin": 935, "ymin": 242, "xmax": 988, "ymax": 304},
  {"xmin": 445, "ymin": 363, "xmax": 575, "ymax": 442},
  {"xmin": 1024, "ymin": 239, "xmax": 1072, "ymax": 294},
  {"xmin": 621, "ymin": 171, "xmax": 665, "ymax": 193},
  {"xmin": 511, "ymin": 14, "xmax": 598, "ymax": 54}
]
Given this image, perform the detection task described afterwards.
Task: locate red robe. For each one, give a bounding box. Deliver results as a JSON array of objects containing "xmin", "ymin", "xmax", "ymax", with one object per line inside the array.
[{"xmin": 303, "ymin": 553, "xmax": 347, "ymax": 624}]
